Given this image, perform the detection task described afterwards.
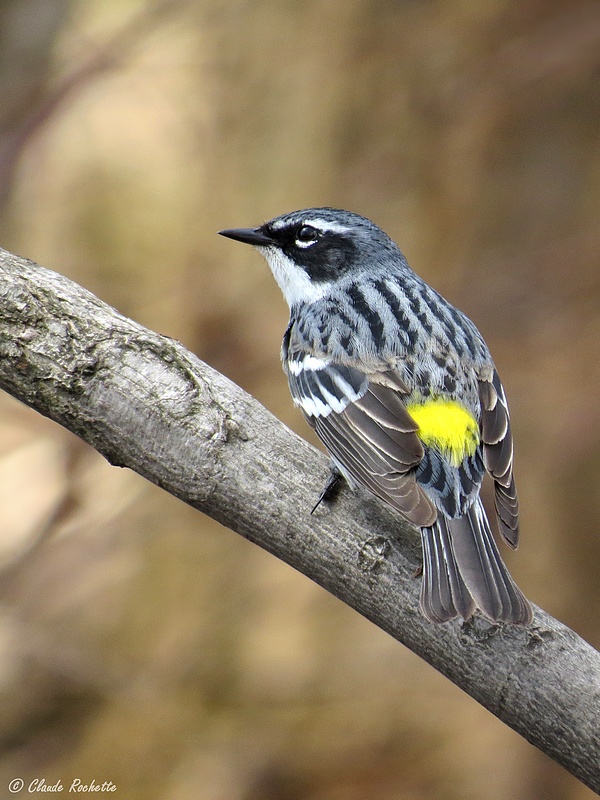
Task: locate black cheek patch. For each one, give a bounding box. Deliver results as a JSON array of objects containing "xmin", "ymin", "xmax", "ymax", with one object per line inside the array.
[{"xmin": 287, "ymin": 236, "xmax": 357, "ymax": 283}]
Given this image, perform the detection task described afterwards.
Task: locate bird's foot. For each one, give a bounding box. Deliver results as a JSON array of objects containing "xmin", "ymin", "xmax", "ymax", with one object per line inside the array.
[{"xmin": 311, "ymin": 467, "xmax": 344, "ymax": 514}]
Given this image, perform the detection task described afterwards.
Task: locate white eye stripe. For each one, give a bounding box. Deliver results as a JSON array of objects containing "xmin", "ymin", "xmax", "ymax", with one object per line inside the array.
[
  {"xmin": 269, "ymin": 216, "xmax": 351, "ymax": 235},
  {"xmin": 295, "ymin": 237, "xmax": 318, "ymax": 249},
  {"xmin": 301, "ymin": 218, "xmax": 351, "ymax": 234}
]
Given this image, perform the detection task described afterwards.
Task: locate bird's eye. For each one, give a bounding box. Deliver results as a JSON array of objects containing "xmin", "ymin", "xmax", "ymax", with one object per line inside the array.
[{"xmin": 295, "ymin": 225, "xmax": 320, "ymax": 245}]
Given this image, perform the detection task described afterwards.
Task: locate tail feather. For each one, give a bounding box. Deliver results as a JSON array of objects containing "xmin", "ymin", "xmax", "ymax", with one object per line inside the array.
[
  {"xmin": 420, "ymin": 498, "xmax": 532, "ymax": 625},
  {"xmin": 421, "ymin": 526, "xmax": 476, "ymax": 623}
]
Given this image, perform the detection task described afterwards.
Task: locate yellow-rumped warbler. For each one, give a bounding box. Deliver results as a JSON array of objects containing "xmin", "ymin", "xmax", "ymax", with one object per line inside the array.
[{"xmin": 219, "ymin": 208, "xmax": 532, "ymax": 625}]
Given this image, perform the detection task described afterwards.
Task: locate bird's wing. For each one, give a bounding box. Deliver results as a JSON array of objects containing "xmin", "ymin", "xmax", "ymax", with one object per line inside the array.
[
  {"xmin": 286, "ymin": 351, "xmax": 437, "ymax": 527},
  {"xmin": 478, "ymin": 370, "xmax": 519, "ymax": 547}
]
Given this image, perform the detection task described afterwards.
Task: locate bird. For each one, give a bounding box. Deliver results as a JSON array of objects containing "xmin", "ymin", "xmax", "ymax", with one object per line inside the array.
[{"xmin": 219, "ymin": 208, "xmax": 532, "ymax": 625}]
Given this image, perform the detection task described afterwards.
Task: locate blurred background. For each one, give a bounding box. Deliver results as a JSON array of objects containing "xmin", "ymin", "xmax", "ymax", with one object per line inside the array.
[{"xmin": 0, "ymin": 1, "xmax": 599, "ymax": 798}]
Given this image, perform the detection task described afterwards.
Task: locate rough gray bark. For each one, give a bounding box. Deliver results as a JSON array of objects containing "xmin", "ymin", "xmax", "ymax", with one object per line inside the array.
[{"xmin": 0, "ymin": 247, "xmax": 598, "ymax": 792}]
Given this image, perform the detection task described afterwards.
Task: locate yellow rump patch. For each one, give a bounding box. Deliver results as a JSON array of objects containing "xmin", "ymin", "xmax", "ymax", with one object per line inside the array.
[{"xmin": 406, "ymin": 398, "xmax": 479, "ymax": 467}]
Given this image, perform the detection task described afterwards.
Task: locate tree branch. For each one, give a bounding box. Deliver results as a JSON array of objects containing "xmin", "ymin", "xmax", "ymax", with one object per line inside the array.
[{"xmin": 0, "ymin": 247, "xmax": 598, "ymax": 792}]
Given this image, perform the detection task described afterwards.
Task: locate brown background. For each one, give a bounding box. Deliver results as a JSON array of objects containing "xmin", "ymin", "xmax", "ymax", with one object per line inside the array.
[{"xmin": 0, "ymin": 1, "xmax": 598, "ymax": 798}]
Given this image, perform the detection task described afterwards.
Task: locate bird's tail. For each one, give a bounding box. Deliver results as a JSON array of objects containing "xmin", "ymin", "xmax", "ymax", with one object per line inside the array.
[{"xmin": 420, "ymin": 498, "xmax": 532, "ymax": 624}]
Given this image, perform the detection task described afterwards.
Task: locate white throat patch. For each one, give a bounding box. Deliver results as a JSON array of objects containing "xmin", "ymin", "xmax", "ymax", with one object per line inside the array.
[{"xmin": 257, "ymin": 245, "xmax": 328, "ymax": 308}]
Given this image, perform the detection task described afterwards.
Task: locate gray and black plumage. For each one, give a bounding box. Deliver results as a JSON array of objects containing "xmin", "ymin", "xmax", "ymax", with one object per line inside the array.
[{"xmin": 219, "ymin": 208, "xmax": 532, "ymax": 624}]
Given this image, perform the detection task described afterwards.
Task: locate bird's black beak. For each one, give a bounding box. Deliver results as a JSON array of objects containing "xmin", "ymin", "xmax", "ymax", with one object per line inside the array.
[{"xmin": 218, "ymin": 227, "xmax": 274, "ymax": 246}]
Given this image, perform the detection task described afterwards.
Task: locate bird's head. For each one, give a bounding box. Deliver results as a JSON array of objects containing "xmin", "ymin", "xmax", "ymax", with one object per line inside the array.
[{"xmin": 219, "ymin": 207, "xmax": 400, "ymax": 308}]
